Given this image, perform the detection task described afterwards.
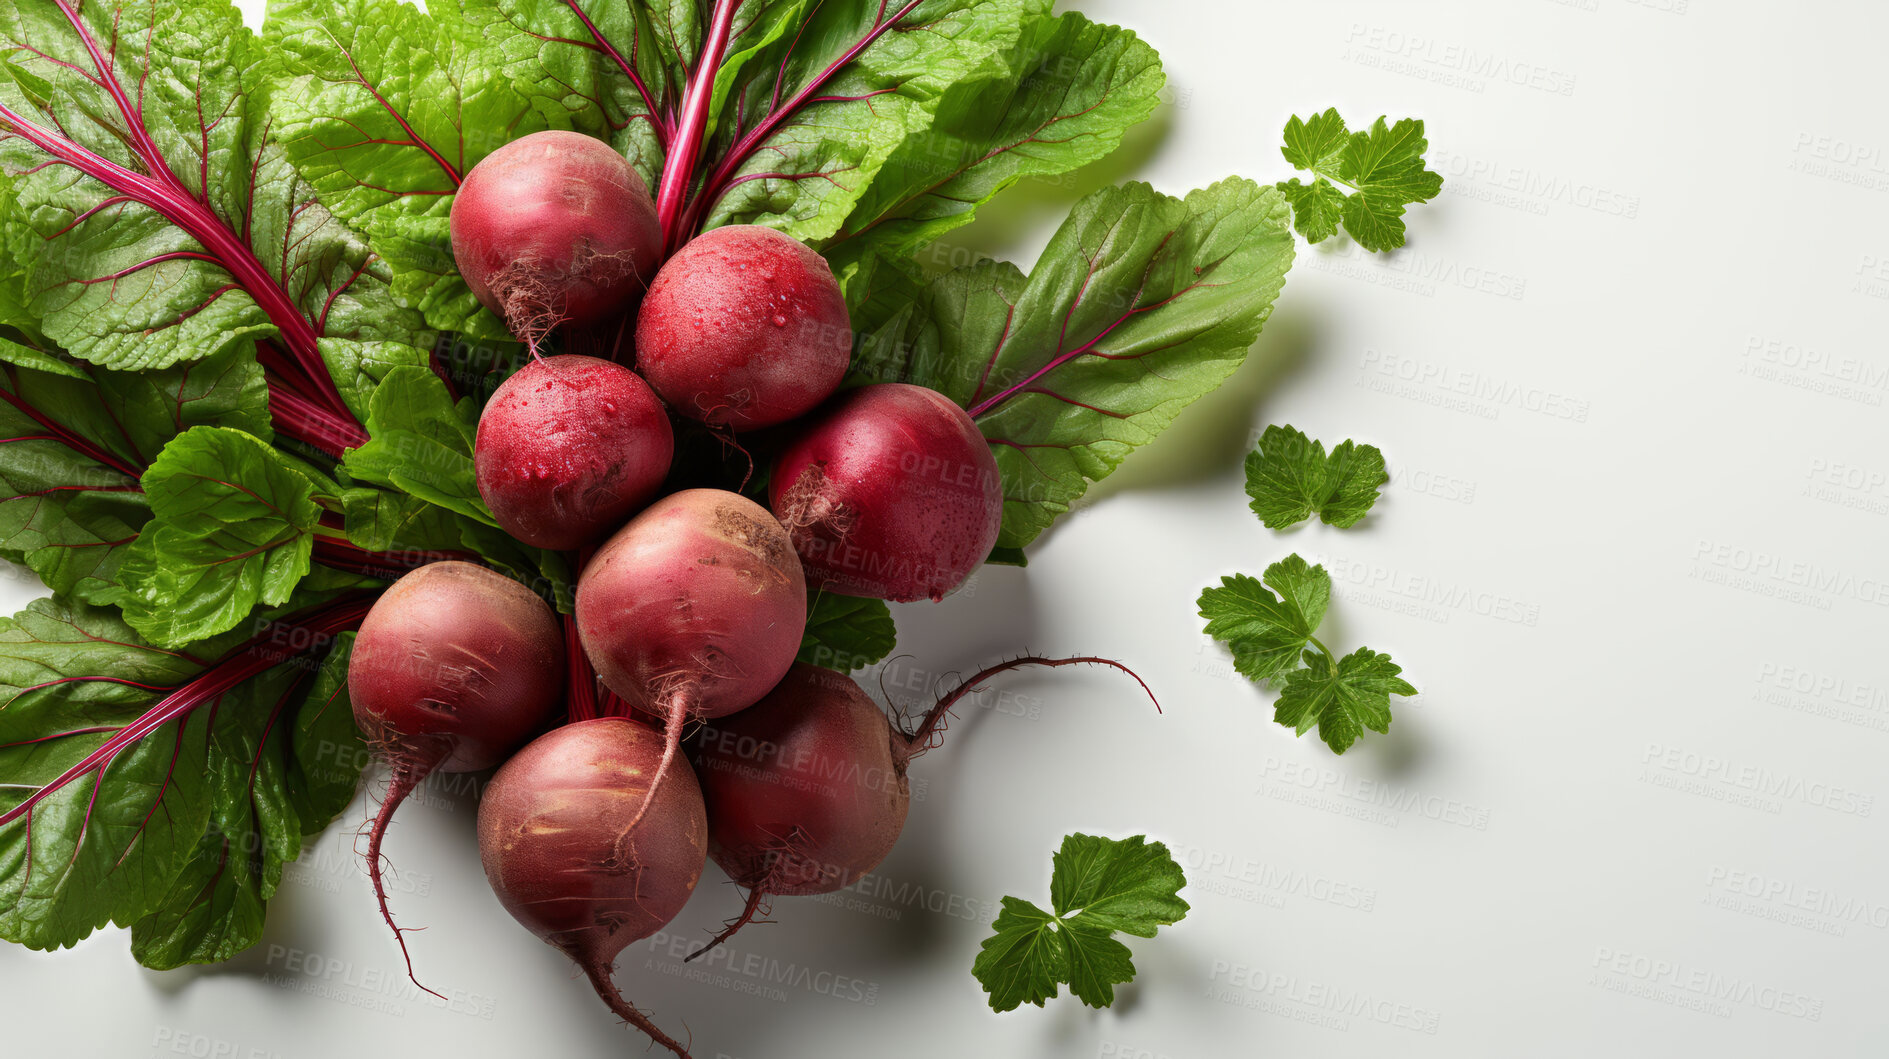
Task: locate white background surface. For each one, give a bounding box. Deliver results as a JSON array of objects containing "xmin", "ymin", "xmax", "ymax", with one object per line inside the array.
[{"xmin": 8, "ymin": 0, "xmax": 1889, "ymax": 1056}]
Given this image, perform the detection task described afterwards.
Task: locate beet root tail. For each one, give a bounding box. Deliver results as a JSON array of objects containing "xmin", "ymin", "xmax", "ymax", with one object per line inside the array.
[
  {"xmin": 621, "ymin": 690, "xmax": 689, "ymax": 840},
  {"xmin": 902, "ymin": 655, "xmax": 1159, "ymax": 760},
  {"xmin": 684, "ymin": 886, "xmax": 770, "ymax": 963},
  {"xmin": 581, "ymin": 959, "xmax": 692, "ymax": 1058},
  {"xmin": 362, "ymin": 751, "xmax": 448, "ymax": 1001}
]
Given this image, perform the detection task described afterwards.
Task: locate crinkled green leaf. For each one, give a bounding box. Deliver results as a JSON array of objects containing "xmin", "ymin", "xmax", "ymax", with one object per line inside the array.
[
  {"xmin": 824, "ymin": 10, "xmax": 1162, "ymax": 264},
  {"xmin": 858, "ymin": 178, "xmax": 1293, "ymax": 551},
  {"xmin": 973, "ymin": 896, "xmax": 1064, "ymax": 1012},
  {"xmin": 798, "ymin": 593, "xmax": 896, "ymax": 672},
  {"xmin": 1275, "ymin": 110, "xmax": 1440, "ymax": 251},
  {"xmin": 1274, "ymin": 646, "xmax": 1413, "ymax": 754},
  {"xmin": 1278, "ymin": 108, "xmax": 1349, "ymax": 174},
  {"xmin": 0, "ymin": 0, "xmax": 422, "ymax": 372},
  {"xmin": 1243, "ymin": 424, "xmax": 1387, "ymax": 529},
  {"xmin": 699, "ymin": 0, "xmax": 1023, "ymax": 242},
  {"xmin": 118, "ymin": 428, "xmax": 324, "ymax": 647},
  {"xmin": 975, "ymin": 833, "xmax": 1187, "ymax": 1012},
  {"xmin": 342, "ymin": 364, "xmax": 494, "ymax": 526},
  {"xmin": 0, "ymin": 600, "xmax": 228, "ymax": 950},
  {"xmin": 450, "ymin": 0, "xmax": 685, "ymax": 188},
  {"xmin": 0, "ymin": 597, "xmax": 367, "ymax": 960},
  {"xmin": 1197, "ymin": 556, "xmax": 1329, "ymax": 683},
  {"xmin": 1275, "ymin": 177, "xmax": 1343, "ymax": 244},
  {"xmin": 130, "ymin": 633, "xmax": 362, "ymax": 967},
  {"xmin": 0, "ymin": 345, "xmax": 267, "ymax": 604}
]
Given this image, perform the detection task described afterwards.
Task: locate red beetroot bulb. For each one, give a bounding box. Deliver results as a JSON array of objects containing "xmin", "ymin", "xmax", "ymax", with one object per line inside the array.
[
  {"xmin": 634, "ymin": 225, "xmax": 850, "ymax": 429},
  {"xmin": 474, "ymin": 354, "xmax": 674, "ymax": 550},
  {"xmin": 450, "ymin": 130, "xmax": 661, "ymax": 345},
  {"xmin": 770, "ymin": 382, "xmax": 1001, "ymax": 602}
]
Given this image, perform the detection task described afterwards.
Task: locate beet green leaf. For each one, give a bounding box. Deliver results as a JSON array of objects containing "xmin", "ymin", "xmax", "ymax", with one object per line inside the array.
[
  {"xmin": 118, "ymin": 427, "xmax": 327, "ymax": 648},
  {"xmin": 0, "ymin": 596, "xmax": 368, "ymax": 961},
  {"xmin": 823, "ymin": 10, "xmax": 1163, "ymax": 268},
  {"xmin": 799, "ymin": 593, "xmax": 895, "ymax": 673},
  {"xmin": 0, "ymin": 0, "xmax": 422, "ymax": 381},
  {"xmin": 0, "ymin": 345, "xmax": 268, "ymax": 606}
]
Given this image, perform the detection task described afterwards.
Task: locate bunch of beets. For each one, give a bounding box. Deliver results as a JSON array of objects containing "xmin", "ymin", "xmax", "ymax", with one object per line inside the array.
[{"xmin": 345, "ymin": 130, "xmax": 1135, "ymax": 1057}]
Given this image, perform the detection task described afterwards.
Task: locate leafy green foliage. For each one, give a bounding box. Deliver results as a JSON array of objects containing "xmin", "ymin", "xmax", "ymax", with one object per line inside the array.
[
  {"xmin": 0, "ymin": 600, "xmax": 365, "ymax": 955},
  {"xmin": 1277, "ymin": 109, "xmax": 1441, "ymax": 251},
  {"xmin": 343, "ymin": 365, "xmax": 491, "ymax": 526},
  {"xmin": 118, "ymin": 429, "xmax": 326, "ymax": 647},
  {"xmin": 1275, "ymin": 646, "xmax": 1413, "ymax": 755},
  {"xmin": 974, "ymin": 834, "xmax": 1188, "ymax": 1012},
  {"xmin": 0, "ymin": 0, "xmax": 422, "ymax": 371},
  {"xmin": 825, "ymin": 12, "xmax": 1163, "ymax": 269},
  {"xmin": 1244, "ymin": 424, "xmax": 1387, "ymax": 528},
  {"xmin": 852, "ymin": 178, "xmax": 1295, "ymax": 550},
  {"xmin": 1199, "ymin": 555, "xmax": 1414, "ymax": 753},
  {"xmin": 0, "ymin": 345, "xmax": 269, "ymax": 604},
  {"xmin": 1198, "ymin": 556, "xmax": 1328, "ymax": 683},
  {"xmin": 798, "ymin": 593, "xmax": 897, "ymax": 673}
]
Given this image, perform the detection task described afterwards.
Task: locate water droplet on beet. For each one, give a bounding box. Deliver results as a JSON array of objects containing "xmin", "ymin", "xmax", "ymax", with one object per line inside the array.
[{"xmin": 772, "ymin": 314, "xmax": 787, "ymax": 327}]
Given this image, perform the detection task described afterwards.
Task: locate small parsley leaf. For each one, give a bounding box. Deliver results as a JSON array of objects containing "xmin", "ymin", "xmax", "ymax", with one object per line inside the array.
[
  {"xmin": 1275, "ymin": 647, "xmax": 1415, "ymax": 754},
  {"xmin": 1276, "ymin": 109, "xmax": 1442, "ymax": 251},
  {"xmin": 1196, "ymin": 555, "xmax": 1330, "ymax": 682},
  {"xmin": 974, "ymin": 834, "xmax": 1189, "ymax": 1013},
  {"xmin": 1244, "ymin": 424, "xmax": 1388, "ymax": 528},
  {"xmin": 1200, "ymin": 555, "xmax": 1415, "ymax": 753}
]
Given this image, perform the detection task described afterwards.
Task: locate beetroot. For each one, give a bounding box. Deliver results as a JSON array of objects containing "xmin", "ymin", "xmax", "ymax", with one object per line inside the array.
[
  {"xmin": 686, "ymin": 656, "xmax": 1152, "ymax": 957},
  {"xmin": 771, "ymin": 382, "xmax": 1001, "ymax": 602},
  {"xmin": 634, "ymin": 225, "xmax": 851, "ymax": 429},
  {"xmin": 574, "ymin": 488, "xmax": 807, "ymax": 851},
  {"xmin": 478, "ymin": 717, "xmax": 705, "ymax": 1057},
  {"xmin": 347, "ymin": 561, "xmax": 562, "ymax": 991},
  {"xmin": 474, "ymin": 354, "xmax": 674, "ymax": 550},
  {"xmin": 450, "ymin": 130, "xmax": 662, "ymax": 347}
]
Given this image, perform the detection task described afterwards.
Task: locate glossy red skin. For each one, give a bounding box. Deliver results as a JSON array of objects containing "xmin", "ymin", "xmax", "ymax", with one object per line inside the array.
[
  {"xmin": 450, "ymin": 131, "xmax": 661, "ymax": 333},
  {"xmin": 349, "ymin": 562, "xmax": 563, "ymax": 773},
  {"xmin": 693, "ymin": 664, "xmax": 909, "ymax": 896},
  {"xmin": 477, "ymin": 717, "xmax": 708, "ymax": 963},
  {"xmin": 474, "ymin": 355, "xmax": 674, "ymax": 550},
  {"xmin": 770, "ymin": 383, "xmax": 1002, "ymax": 602},
  {"xmin": 575, "ymin": 488, "xmax": 807, "ymax": 716},
  {"xmin": 634, "ymin": 225, "xmax": 850, "ymax": 429}
]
